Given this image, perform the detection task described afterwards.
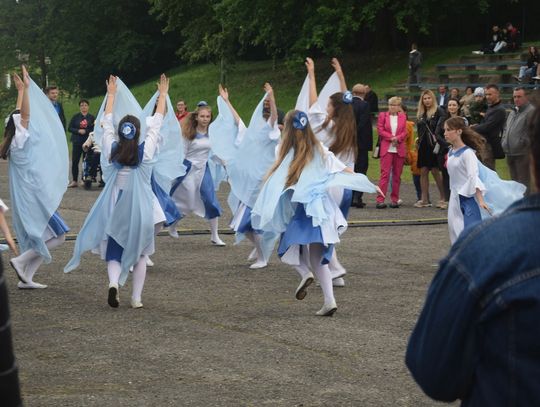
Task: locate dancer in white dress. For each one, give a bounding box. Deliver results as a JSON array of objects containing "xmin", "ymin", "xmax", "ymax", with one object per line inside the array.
[
  {"xmin": 444, "ymin": 117, "xmax": 525, "ymax": 243},
  {"xmin": 169, "ymin": 104, "xmax": 226, "ymax": 245}
]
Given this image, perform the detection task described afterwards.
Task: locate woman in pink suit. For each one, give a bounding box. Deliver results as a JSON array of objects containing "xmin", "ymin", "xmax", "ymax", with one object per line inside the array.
[{"xmin": 376, "ymin": 96, "xmax": 407, "ymax": 208}]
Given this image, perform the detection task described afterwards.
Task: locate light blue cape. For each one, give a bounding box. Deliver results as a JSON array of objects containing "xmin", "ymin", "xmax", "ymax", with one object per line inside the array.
[{"xmin": 8, "ymin": 78, "xmax": 68, "ymax": 261}]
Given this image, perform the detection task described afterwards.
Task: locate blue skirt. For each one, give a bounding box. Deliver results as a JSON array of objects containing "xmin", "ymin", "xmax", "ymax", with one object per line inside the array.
[
  {"xmin": 277, "ymin": 204, "xmax": 334, "ymax": 265},
  {"xmin": 339, "ymin": 189, "xmax": 353, "ymax": 219},
  {"xmin": 151, "ymin": 173, "xmax": 182, "ymax": 227},
  {"xmin": 459, "ymin": 195, "xmax": 482, "ymax": 232},
  {"xmin": 236, "ymin": 205, "xmax": 262, "ymax": 235},
  {"xmin": 48, "ymin": 211, "xmax": 70, "ymax": 236}
]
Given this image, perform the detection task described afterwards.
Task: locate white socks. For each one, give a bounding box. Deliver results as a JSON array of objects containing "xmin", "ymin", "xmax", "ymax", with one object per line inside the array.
[
  {"xmin": 246, "ymin": 232, "xmax": 266, "ymax": 268},
  {"xmin": 209, "ymin": 217, "xmax": 225, "ymax": 245},
  {"xmin": 309, "ymin": 244, "xmax": 335, "ymax": 307},
  {"xmin": 294, "ymin": 247, "xmax": 311, "ymax": 279},
  {"xmin": 107, "ymin": 256, "xmax": 147, "ymax": 305}
]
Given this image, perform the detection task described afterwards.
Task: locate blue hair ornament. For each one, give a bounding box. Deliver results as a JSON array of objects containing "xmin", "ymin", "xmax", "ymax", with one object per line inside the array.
[
  {"xmin": 197, "ymin": 100, "xmax": 209, "ymax": 107},
  {"xmin": 342, "ymin": 91, "xmax": 353, "ymax": 104},
  {"xmin": 293, "ymin": 111, "xmax": 309, "ymax": 130},
  {"xmin": 120, "ymin": 122, "xmax": 137, "ymax": 140}
]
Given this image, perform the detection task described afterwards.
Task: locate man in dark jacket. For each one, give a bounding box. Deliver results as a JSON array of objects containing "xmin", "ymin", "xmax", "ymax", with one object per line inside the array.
[
  {"xmin": 408, "ymin": 43, "xmax": 422, "ymax": 90},
  {"xmin": 473, "ymin": 84, "xmax": 507, "ymax": 170},
  {"xmin": 45, "ymin": 85, "xmax": 66, "ymax": 130},
  {"xmin": 68, "ymin": 99, "xmax": 95, "ymax": 187},
  {"xmin": 364, "ymin": 84, "xmax": 379, "ymax": 119},
  {"xmin": 351, "ymin": 83, "xmax": 372, "ymax": 207}
]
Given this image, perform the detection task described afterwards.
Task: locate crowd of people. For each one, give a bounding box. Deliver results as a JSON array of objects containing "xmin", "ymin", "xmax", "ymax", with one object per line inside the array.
[{"xmin": 1, "ymin": 53, "xmax": 539, "ymax": 405}]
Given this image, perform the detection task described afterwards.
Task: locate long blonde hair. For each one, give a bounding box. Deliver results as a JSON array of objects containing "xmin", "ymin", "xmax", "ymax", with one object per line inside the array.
[
  {"xmin": 417, "ymin": 90, "xmax": 438, "ymax": 119},
  {"xmin": 266, "ymin": 110, "xmax": 323, "ymax": 188},
  {"xmin": 182, "ymin": 105, "xmax": 212, "ymax": 141}
]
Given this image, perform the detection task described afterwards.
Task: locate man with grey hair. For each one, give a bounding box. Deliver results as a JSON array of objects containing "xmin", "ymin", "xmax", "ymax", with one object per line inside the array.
[{"xmin": 501, "ymin": 87, "xmax": 535, "ymax": 193}]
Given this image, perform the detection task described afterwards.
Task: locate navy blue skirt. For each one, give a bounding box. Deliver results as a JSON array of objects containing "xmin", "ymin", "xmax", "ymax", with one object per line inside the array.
[
  {"xmin": 339, "ymin": 189, "xmax": 353, "ymax": 219},
  {"xmin": 48, "ymin": 211, "xmax": 70, "ymax": 235},
  {"xmin": 277, "ymin": 204, "xmax": 334, "ymax": 265},
  {"xmin": 459, "ymin": 195, "xmax": 482, "ymax": 232},
  {"xmin": 151, "ymin": 173, "xmax": 182, "ymax": 227}
]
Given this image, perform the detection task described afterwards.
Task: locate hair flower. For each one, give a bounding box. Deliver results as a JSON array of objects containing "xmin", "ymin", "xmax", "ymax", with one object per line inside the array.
[
  {"xmin": 342, "ymin": 91, "xmax": 353, "ymax": 104},
  {"xmin": 120, "ymin": 122, "xmax": 137, "ymax": 140},
  {"xmin": 293, "ymin": 111, "xmax": 309, "ymax": 130}
]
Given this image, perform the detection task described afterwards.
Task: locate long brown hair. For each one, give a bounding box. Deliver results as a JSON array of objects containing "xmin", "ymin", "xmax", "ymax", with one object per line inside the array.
[
  {"xmin": 110, "ymin": 115, "xmax": 141, "ymax": 166},
  {"xmin": 0, "ymin": 111, "xmax": 18, "ymax": 160},
  {"xmin": 266, "ymin": 110, "xmax": 323, "ymax": 188},
  {"xmin": 445, "ymin": 117, "xmax": 486, "ymax": 160},
  {"xmin": 182, "ymin": 105, "xmax": 212, "ymax": 141},
  {"xmin": 321, "ymin": 92, "xmax": 357, "ymax": 160},
  {"xmin": 417, "ymin": 90, "xmax": 438, "ymax": 120}
]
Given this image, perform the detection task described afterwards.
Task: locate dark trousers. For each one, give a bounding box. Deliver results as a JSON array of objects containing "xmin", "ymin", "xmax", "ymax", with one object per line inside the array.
[
  {"xmin": 352, "ymin": 149, "xmax": 369, "ymax": 205},
  {"xmin": 84, "ymin": 150, "xmax": 101, "ymax": 179},
  {"xmin": 437, "ymin": 153, "xmax": 450, "ymax": 201},
  {"xmin": 71, "ymin": 142, "xmax": 85, "ymax": 182}
]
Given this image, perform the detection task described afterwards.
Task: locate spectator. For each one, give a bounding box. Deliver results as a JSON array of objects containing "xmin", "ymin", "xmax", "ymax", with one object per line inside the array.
[
  {"xmin": 67, "ymin": 99, "xmax": 95, "ymax": 188},
  {"xmin": 501, "ymin": 87, "xmax": 535, "ymax": 193},
  {"xmin": 446, "ymin": 98, "xmax": 461, "ymax": 119},
  {"xmin": 408, "ymin": 43, "xmax": 422, "ymax": 90},
  {"xmin": 45, "ymin": 85, "xmax": 66, "ymax": 129},
  {"xmin": 364, "ymin": 85, "xmax": 379, "ymax": 118},
  {"xmin": 472, "ymin": 84, "xmax": 506, "ymax": 170},
  {"xmin": 414, "ymin": 90, "xmax": 446, "ymax": 208},
  {"xmin": 175, "ymin": 99, "xmax": 189, "ymax": 122},
  {"xmin": 449, "ymin": 88, "xmax": 460, "ymax": 100},
  {"xmin": 437, "ymin": 85, "xmax": 449, "ymax": 109},
  {"xmin": 505, "ymin": 22, "xmax": 521, "ymax": 51},
  {"xmin": 406, "ymin": 107, "xmax": 540, "ymax": 406},
  {"xmin": 468, "ymin": 87, "xmax": 488, "ymax": 125},
  {"xmin": 459, "ymin": 86, "xmax": 475, "ymax": 118},
  {"xmin": 401, "ymin": 104, "xmax": 422, "ymax": 201},
  {"xmin": 82, "ymin": 131, "xmax": 103, "ymax": 189},
  {"xmin": 494, "ymin": 27, "xmax": 509, "ymax": 53},
  {"xmin": 515, "ymin": 46, "xmax": 539, "ymax": 82},
  {"xmin": 351, "ymin": 83, "xmax": 372, "ymax": 208},
  {"xmin": 375, "ymin": 96, "xmax": 407, "ymax": 208}
]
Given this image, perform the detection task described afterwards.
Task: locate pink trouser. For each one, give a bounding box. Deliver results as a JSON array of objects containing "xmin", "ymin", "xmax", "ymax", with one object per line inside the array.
[{"xmin": 377, "ymin": 152, "xmax": 405, "ymax": 203}]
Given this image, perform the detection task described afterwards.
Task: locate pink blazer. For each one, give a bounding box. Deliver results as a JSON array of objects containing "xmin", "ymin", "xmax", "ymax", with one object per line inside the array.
[{"xmin": 377, "ymin": 112, "xmax": 407, "ymax": 157}]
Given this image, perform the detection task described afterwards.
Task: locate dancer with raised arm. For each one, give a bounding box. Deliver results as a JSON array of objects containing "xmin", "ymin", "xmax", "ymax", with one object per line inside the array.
[
  {"xmin": 2, "ymin": 66, "xmax": 69, "ymax": 289},
  {"xmin": 65, "ymin": 74, "xmax": 170, "ymax": 309}
]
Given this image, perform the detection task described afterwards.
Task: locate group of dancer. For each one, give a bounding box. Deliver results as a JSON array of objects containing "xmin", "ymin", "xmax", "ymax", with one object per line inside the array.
[{"xmin": 0, "ymin": 59, "xmax": 526, "ymax": 316}]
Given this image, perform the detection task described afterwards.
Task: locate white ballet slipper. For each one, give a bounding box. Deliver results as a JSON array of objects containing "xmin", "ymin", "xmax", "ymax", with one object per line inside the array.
[
  {"xmin": 332, "ymin": 277, "xmax": 346, "ymax": 287},
  {"xmin": 168, "ymin": 227, "xmax": 179, "ymax": 238},
  {"xmin": 249, "ymin": 260, "xmax": 267, "ymax": 269},
  {"xmin": 211, "ymin": 238, "xmax": 226, "ymax": 246},
  {"xmin": 10, "ymin": 257, "xmax": 29, "ymax": 283},
  {"xmin": 247, "ymin": 248, "xmax": 257, "ymax": 261},
  {"xmin": 131, "ymin": 299, "xmax": 143, "ymax": 309},
  {"xmin": 17, "ymin": 281, "xmax": 47, "ymax": 289},
  {"xmin": 145, "ymin": 256, "xmax": 154, "ymax": 267},
  {"xmin": 295, "ymin": 272, "xmax": 314, "ymax": 300},
  {"xmin": 315, "ymin": 301, "xmax": 337, "ymax": 317}
]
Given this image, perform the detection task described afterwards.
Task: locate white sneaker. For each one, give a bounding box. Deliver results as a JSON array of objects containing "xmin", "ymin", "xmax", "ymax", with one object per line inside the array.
[
  {"xmin": 295, "ymin": 272, "xmax": 314, "ymax": 300},
  {"xmin": 211, "ymin": 238, "xmax": 226, "ymax": 246},
  {"xmin": 131, "ymin": 299, "xmax": 143, "ymax": 309},
  {"xmin": 315, "ymin": 301, "xmax": 338, "ymax": 316},
  {"xmin": 533, "ymin": 76, "xmax": 540, "ymax": 80},
  {"xmin": 168, "ymin": 227, "xmax": 179, "ymax": 238},
  {"xmin": 247, "ymin": 248, "xmax": 257, "ymax": 261},
  {"xmin": 249, "ymin": 260, "xmax": 267, "ymax": 269},
  {"xmin": 9, "ymin": 257, "xmax": 28, "ymax": 283},
  {"xmin": 18, "ymin": 281, "xmax": 47, "ymax": 289},
  {"xmin": 145, "ymin": 256, "xmax": 154, "ymax": 267},
  {"xmin": 333, "ymin": 278, "xmax": 345, "ymax": 287}
]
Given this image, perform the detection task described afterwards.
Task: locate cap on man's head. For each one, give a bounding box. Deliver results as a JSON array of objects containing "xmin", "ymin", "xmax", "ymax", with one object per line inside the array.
[{"xmin": 474, "ymin": 87, "xmax": 485, "ymax": 97}]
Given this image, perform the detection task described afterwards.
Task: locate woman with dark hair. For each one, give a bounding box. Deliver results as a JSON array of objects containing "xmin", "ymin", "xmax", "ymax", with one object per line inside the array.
[
  {"xmin": 65, "ymin": 74, "xmax": 170, "ymax": 309},
  {"xmin": 2, "ymin": 66, "xmax": 69, "ymax": 289},
  {"xmin": 414, "ymin": 90, "xmax": 446, "ymax": 208},
  {"xmin": 169, "ymin": 102, "xmax": 226, "ymax": 246},
  {"xmin": 459, "ymin": 86, "xmax": 475, "ymax": 118},
  {"xmin": 515, "ymin": 46, "xmax": 539, "ymax": 82}
]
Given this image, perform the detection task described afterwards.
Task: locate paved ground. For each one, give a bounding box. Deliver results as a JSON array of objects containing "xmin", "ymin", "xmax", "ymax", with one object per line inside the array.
[{"xmin": 1, "ymin": 164, "xmax": 457, "ymax": 406}]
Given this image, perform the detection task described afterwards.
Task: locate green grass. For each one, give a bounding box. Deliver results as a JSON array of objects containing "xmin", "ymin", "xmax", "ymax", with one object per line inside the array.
[{"xmin": 57, "ymin": 43, "xmax": 518, "ymax": 181}]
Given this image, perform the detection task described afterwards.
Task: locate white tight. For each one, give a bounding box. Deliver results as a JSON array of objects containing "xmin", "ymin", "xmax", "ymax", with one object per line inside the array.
[
  {"xmin": 245, "ymin": 231, "xmax": 264, "ymax": 262},
  {"xmin": 208, "ymin": 217, "xmax": 221, "ymax": 242},
  {"xmin": 107, "ymin": 256, "xmax": 147, "ymax": 302},
  {"xmin": 309, "ymin": 244, "xmax": 335, "ymax": 306},
  {"xmin": 15, "ymin": 235, "xmax": 65, "ymax": 282}
]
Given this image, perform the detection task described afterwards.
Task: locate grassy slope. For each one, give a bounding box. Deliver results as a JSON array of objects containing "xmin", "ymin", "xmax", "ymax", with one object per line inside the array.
[{"xmin": 61, "ymin": 43, "xmax": 520, "ymax": 181}]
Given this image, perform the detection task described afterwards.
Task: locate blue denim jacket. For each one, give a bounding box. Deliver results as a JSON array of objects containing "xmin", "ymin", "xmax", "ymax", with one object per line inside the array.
[{"xmin": 406, "ymin": 193, "xmax": 540, "ymax": 406}]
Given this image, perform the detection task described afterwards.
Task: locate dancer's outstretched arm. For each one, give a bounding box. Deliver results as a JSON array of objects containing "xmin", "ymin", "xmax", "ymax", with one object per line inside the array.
[
  {"xmin": 218, "ymin": 84, "xmax": 241, "ymax": 125},
  {"xmin": 331, "ymin": 58, "xmax": 347, "ymax": 92},
  {"xmin": 305, "ymin": 57, "xmax": 318, "ymax": 107},
  {"xmin": 263, "ymin": 82, "xmax": 278, "ymax": 127},
  {"xmin": 104, "ymin": 75, "xmax": 117, "ymax": 114},
  {"xmin": 155, "ymin": 74, "xmax": 169, "ymax": 116}
]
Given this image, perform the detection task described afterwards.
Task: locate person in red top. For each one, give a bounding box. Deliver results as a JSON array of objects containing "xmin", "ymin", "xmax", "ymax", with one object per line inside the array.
[{"xmin": 175, "ymin": 99, "xmax": 188, "ymax": 122}]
